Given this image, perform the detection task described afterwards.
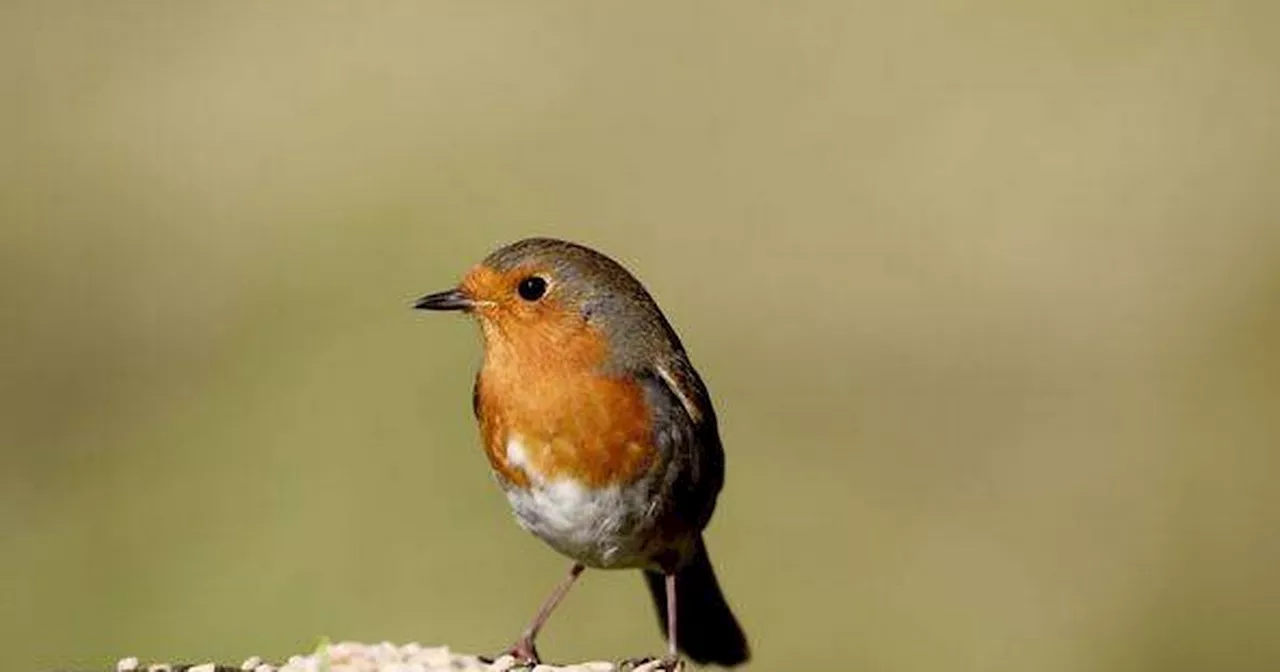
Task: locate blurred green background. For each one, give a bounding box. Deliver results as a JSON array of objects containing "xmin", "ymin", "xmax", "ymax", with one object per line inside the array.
[{"xmin": 3, "ymin": 2, "xmax": 1278, "ymax": 671}]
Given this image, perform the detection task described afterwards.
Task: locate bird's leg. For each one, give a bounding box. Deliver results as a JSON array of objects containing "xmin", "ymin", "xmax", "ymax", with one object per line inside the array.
[
  {"xmin": 623, "ymin": 572, "xmax": 683, "ymax": 671},
  {"xmin": 505, "ymin": 562, "xmax": 584, "ymax": 664},
  {"xmin": 663, "ymin": 572, "xmax": 681, "ymax": 668},
  {"xmin": 665, "ymin": 573, "xmax": 678, "ymax": 659}
]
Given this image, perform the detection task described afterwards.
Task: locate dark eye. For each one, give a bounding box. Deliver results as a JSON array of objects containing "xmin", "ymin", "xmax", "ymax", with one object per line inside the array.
[{"xmin": 517, "ymin": 276, "xmax": 548, "ymax": 301}]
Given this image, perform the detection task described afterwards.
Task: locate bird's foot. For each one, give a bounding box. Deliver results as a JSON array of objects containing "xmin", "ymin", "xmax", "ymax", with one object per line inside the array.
[
  {"xmin": 478, "ymin": 637, "xmax": 540, "ymax": 667},
  {"xmin": 619, "ymin": 654, "xmax": 683, "ymax": 671}
]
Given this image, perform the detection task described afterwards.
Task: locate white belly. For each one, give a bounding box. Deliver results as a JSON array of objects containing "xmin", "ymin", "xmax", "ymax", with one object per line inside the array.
[{"xmin": 502, "ymin": 436, "xmax": 656, "ymax": 568}]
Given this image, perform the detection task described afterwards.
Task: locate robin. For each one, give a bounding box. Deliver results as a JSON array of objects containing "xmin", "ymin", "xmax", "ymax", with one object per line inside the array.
[{"xmin": 414, "ymin": 237, "xmax": 749, "ymax": 668}]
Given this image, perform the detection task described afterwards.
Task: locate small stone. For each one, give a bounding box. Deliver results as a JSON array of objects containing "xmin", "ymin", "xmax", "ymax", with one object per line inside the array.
[
  {"xmin": 451, "ymin": 654, "xmax": 491, "ymax": 671},
  {"xmin": 188, "ymin": 664, "xmax": 216, "ymax": 672},
  {"xmin": 117, "ymin": 658, "xmax": 140, "ymax": 672},
  {"xmin": 326, "ymin": 643, "xmax": 351, "ymax": 663},
  {"xmin": 489, "ymin": 654, "xmax": 518, "ymax": 671},
  {"xmin": 579, "ymin": 664, "xmax": 616, "ymax": 672},
  {"xmin": 416, "ymin": 646, "xmax": 453, "ymax": 666},
  {"xmin": 253, "ymin": 664, "xmax": 277, "ymax": 672},
  {"xmin": 241, "ymin": 657, "xmax": 263, "ymax": 671},
  {"xmin": 279, "ymin": 655, "xmax": 314, "ymax": 672}
]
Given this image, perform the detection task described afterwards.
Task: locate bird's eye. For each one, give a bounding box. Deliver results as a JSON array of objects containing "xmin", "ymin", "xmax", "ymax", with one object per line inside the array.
[{"xmin": 517, "ymin": 276, "xmax": 548, "ymax": 301}]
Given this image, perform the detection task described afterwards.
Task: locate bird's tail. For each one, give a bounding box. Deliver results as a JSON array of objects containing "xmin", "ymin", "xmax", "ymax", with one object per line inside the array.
[{"xmin": 644, "ymin": 537, "xmax": 749, "ymax": 667}]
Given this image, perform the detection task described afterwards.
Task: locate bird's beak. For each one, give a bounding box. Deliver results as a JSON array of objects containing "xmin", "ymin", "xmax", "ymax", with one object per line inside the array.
[{"xmin": 413, "ymin": 287, "xmax": 474, "ymax": 311}]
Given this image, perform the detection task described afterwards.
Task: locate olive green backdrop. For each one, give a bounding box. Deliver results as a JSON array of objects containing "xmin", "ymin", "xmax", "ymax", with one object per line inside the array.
[{"xmin": 3, "ymin": 2, "xmax": 1278, "ymax": 671}]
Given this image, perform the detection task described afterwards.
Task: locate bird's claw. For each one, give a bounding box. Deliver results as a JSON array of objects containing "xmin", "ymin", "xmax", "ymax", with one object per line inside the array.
[
  {"xmin": 478, "ymin": 637, "xmax": 540, "ymax": 667},
  {"xmin": 619, "ymin": 654, "xmax": 683, "ymax": 671},
  {"xmin": 508, "ymin": 638, "xmax": 541, "ymax": 666}
]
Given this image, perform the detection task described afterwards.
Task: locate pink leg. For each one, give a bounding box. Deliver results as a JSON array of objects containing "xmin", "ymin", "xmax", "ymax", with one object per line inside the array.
[
  {"xmin": 665, "ymin": 573, "xmax": 679, "ymax": 660},
  {"xmin": 509, "ymin": 563, "xmax": 585, "ymax": 664}
]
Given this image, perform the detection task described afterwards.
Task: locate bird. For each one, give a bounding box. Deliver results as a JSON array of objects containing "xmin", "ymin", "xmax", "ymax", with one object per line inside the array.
[{"xmin": 414, "ymin": 237, "xmax": 749, "ymax": 668}]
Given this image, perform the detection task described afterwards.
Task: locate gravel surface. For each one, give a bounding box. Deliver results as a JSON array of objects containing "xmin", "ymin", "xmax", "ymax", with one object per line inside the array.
[{"xmin": 114, "ymin": 642, "xmax": 679, "ymax": 672}]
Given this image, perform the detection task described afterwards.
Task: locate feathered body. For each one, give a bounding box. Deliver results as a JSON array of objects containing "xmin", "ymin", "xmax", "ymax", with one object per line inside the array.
[{"xmin": 418, "ymin": 238, "xmax": 747, "ymax": 666}]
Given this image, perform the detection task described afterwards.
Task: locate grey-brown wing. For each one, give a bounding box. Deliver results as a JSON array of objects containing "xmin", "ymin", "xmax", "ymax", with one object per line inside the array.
[{"xmin": 642, "ymin": 354, "xmax": 725, "ymax": 533}]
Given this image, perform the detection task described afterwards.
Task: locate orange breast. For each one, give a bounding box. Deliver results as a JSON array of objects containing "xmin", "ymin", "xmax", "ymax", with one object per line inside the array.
[{"xmin": 473, "ymin": 317, "xmax": 656, "ymax": 489}]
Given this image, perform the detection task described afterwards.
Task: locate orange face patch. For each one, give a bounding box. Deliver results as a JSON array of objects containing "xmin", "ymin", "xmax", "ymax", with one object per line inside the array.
[{"xmin": 464, "ymin": 263, "xmax": 656, "ymax": 488}]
